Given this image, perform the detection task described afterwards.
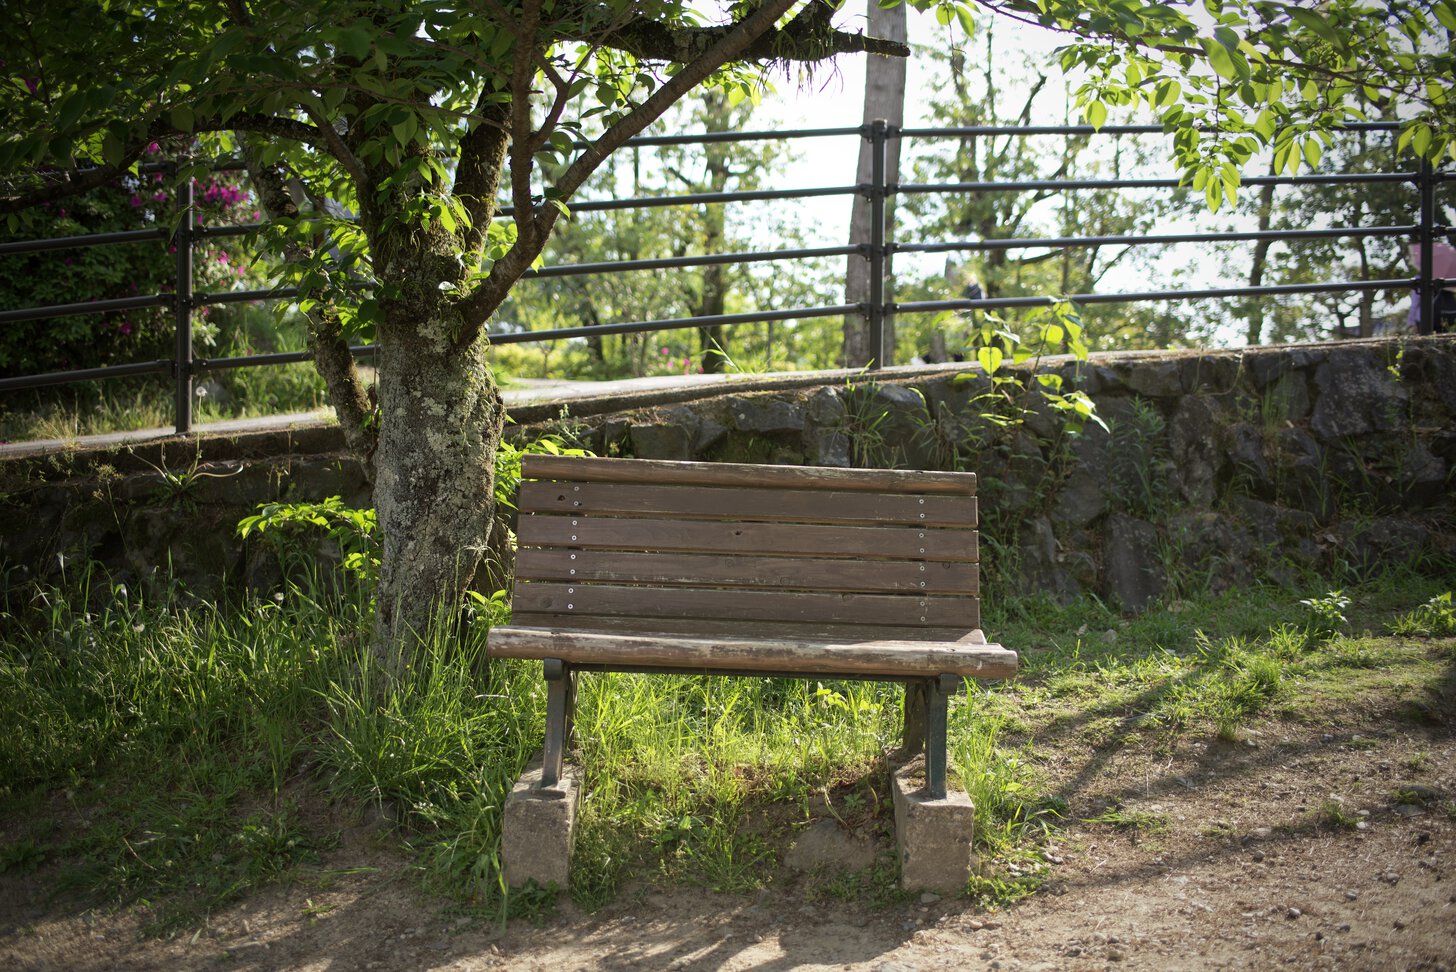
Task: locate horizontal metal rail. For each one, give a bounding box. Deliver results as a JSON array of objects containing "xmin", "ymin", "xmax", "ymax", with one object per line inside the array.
[
  {"xmin": 488, "ymin": 303, "xmax": 860, "ymax": 345},
  {"xmin": 0, "ymin": 358, "xmax": 172, "ymax": 392},
  {"xmin": 895, "ymin": 278, "xmax": 1421, "ymax": 315},
  {"xmin": 0, "ymin": 293, "xmax": 170, "ymax": 325},
  {"xmin": 898, "ymin": 121, "xmax": 1403, "ymax": 138},
  {"xmin": 899, "ymin": 172, "xmax": 1416, "ymax": 195},
  {"xmin": 195, "ymin": 345, "xmax": 377, "ymax": 372},
  {"xmin": 0, "ymin": 227, "xmax": 169, "ymax": 256},
  {"xmin": 897, "ymin": 225, "xmax": 1418, "ymax": 254},
  {"xmin": 523, "ymin": 245, "xmax": 859, "ymax": 279}
]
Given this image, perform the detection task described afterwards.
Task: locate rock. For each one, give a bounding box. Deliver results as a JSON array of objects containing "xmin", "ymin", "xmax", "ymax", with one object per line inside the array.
[
  {"xmin": 1227, "ymin": 423, "xmax": 1274, "ymax": 500},
  {"xmin": 1102, "ymin": 513, "xmax": 1166, "ymax": 612},
  {"xmin": 1168, "ymin": 396, "xmax": 1226, "ymax": 506},
  {"xmin": 1286, "ymin": 907, "xmax": 1302, "ymax": 919},
  {"xmin": 1263, "ymin": 370, "xmax": 1312, "ymax": 422},
  {"xmin": 1016, "ymin": 517, "xmax": 1083, "ymax": 604},
  {"xmin": 1051, "ymin": 432, "xmax": 1112, "ymax": 529},
  {"xmin": 1395, "ymin": 783, "xmax": 1444, "ymax": 803},
  {"xmin": 724, "ymin": 395, "xmax": 805, "ymax": 434},
  {"xmin": 1310, "ymin": 347, "xmax": 1410, "ymax": 440},
  {"xmin": 628, "ymin": 423, "xmax": 693, "ymax": 460},
  {"xmin": 919, "ymin": 892, "xmax": 941, "ymax": 905},
  {"xmin": 1121, "ymin": 358, "xmax": 1185, "ymax": 398}
]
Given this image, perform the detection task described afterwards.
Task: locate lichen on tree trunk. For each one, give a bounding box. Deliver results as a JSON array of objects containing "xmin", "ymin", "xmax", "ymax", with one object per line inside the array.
[{"xmin": 370, "ymin": 306, "xmax": 506, "ymax": 677}]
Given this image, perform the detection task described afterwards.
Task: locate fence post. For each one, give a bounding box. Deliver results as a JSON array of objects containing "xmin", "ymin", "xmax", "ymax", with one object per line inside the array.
[
  {"xmin": 174, "ymin": 174, "xmax": 195, "ymax": 434},
  {"xmin": 868, "ymin": 119, "xmax": 887, "ymax": 370},
  {"xmin": 1416, "ymin": 158, "xmax": 1436, "ymax": 335}
]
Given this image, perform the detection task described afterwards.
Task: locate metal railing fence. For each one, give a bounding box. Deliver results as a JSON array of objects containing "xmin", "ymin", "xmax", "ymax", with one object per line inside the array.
[{"xmin": 0, "ymin": 121, "xmax": 1449, "ymax": 435}]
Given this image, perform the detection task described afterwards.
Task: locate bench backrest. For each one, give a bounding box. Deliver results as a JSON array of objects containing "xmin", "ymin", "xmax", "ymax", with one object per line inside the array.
[{"xmin": 510, "ymin": 455, "xmax": 980, "ymax": 642}]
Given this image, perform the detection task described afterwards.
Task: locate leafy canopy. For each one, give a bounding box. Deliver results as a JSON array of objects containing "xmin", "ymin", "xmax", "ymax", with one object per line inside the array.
[{"xmin": 971, "ymin": 0, "xmax": 1454, "ymax": 210}]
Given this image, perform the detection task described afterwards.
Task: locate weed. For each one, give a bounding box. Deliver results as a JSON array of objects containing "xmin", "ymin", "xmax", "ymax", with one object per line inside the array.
[
  {"xmin": 1299, "ymin": 590, "xmax": 1351, "ymax": 641},
  {"xmin": 1319, "ymin": 798, "xmax": 1360, "ymax": 830},
  {"xmin": 1085, "ymin": 805, "xmax": 1170, "ymax": 836},
  {"xmin": 1389, "ymin": 592, "xmax": 1456, "ymax": 637}
]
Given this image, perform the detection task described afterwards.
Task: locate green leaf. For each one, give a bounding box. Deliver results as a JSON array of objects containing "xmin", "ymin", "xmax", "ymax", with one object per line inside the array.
[
  {"xmin": 1285, "ymin": 5, "xmax": 1341, "ymax": 46},
  {"xmin": 976, "ymin": 345, "xmax": 1003, "ymax": 375},
  {"xmin": 169, "ymin": 104, "xmax": 195, "ymax": 132},
  {"xmin": 1085, "ymin": 99, "xmax": 1108, "ymax": 130},
  {"xmin": 1200, "ymin": 37, "xmax": 1237, "ymax": 81}
]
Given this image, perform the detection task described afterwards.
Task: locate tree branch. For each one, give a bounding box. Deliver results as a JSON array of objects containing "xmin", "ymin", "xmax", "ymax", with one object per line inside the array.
[
  {"xmin": 456, "ymin": 0, "xmax": 809, "ymax": 339},
  {"xmin": 593, "ymin": 0, "xmax": 910, "ymax": 62}
]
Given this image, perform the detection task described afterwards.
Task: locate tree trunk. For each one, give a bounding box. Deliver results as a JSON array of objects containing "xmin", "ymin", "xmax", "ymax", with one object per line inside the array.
[
  {"xmin": 371, "ymin": 304, "xmax": 506, "ymax": 677},
  {"xmin": 842, "ymin": 0, "xmax": 906, "ymax": 368},
  {"xmin": 1245, "ymin": 176, "xmax": 1277, "ymax": 346}
]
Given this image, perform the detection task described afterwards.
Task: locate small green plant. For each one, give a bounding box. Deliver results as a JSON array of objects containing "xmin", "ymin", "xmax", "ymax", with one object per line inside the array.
[
  {"xmin": 1299, "ymin": 590, "xmax": 1350, "ymax": 641},
  {"xmin": 1085, "ymin": 805, "xmax": 1170, "ymax": 836},
  {"xmin": 1389, "ymin": 592, "xmax": 1456, "ymax": 637},
  {"xmin": 1319, "ymin": 798, "xmax": 1360, "ymax": 830},
  {"xmin": 238, "ymin": 495, "xmax": 380, "ymax": 584}
]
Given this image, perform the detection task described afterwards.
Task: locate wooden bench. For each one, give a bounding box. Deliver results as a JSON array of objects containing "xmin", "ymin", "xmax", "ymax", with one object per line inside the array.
[{"xmin": 486, "ymin": 455, "xmax": 1017, "ymax": 799}]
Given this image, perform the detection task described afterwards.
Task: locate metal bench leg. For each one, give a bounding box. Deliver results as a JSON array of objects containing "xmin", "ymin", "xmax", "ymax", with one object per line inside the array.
[
  {"xmin": 901, "ymin": 680, "xmax": 929, "ymax": 758},
  {"xmin": 924, "ymin": 675, "xmax": 959, "ymax": 800},
  {"xmin": 541, "ymin": 658, "xmax": 575, "ymax": 789}
]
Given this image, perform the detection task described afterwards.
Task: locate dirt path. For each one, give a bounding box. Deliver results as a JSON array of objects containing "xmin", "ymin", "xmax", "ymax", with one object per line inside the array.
[{"xmin": 4, "ymin": 718, "xmax": 1453, "ymax": 972}]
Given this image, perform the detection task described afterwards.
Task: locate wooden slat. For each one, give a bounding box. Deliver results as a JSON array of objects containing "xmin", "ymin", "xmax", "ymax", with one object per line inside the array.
[
  {"xmin": 506, "ymin": 614, "xmax": 979, "ymax": 643},
  {"xmin": 516, "ymin": 516, "xmax": 978, "ymax": 563},
  {"xmin": 515, "ymin": 548, "xmax": 978, "ymax": 595},
  {"xmin": 512, "ymin": 582, "xmax": 975, "ymax": 627},
  {"xmin": 522, "ymin": 454, "xmax": 977, "ymax": 495},
  {"xmin": 486, "ymin": 627, "xmax": 1018, "ymax": 679},
  {"xmin": 517, "ymin": 481, "xmax": 977, "ymax": 527}
]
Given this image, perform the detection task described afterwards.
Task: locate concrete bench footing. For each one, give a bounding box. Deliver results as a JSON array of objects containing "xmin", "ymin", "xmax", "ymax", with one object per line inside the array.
[
  {"xmin": 500, "ymin": 755, "xmax": 580, "ymax": 889},
  {"xmin": 891, "ymin": 759, "xmax": 978, "ymax": 894}
]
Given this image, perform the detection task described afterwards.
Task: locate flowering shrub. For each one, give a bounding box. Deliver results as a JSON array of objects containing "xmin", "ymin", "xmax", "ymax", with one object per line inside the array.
[{"xmin": 0, "ymin": 148, "xmax": 263, "ymax": 379}]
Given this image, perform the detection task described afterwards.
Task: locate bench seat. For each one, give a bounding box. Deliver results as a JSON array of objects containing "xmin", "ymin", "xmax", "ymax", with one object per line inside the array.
[{"xmin": 488, "ymin": 626, "xmax": 1018, "ymax": 680}]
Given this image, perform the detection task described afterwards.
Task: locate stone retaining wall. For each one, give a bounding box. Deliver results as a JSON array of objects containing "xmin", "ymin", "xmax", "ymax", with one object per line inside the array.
[{"xmin": 4, "ymin": 336, "xmax": 1453, "ymax": 608}]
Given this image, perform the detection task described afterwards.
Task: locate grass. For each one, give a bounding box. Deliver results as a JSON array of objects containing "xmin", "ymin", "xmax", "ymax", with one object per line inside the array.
[{"xmin": 2, "ymin": 558, "xmax": 1454, "ymax": 930}]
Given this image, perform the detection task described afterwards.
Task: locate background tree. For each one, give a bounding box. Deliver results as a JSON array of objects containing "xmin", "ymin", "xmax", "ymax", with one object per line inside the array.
[
  {"xmin": 496, "ymin": 88, "xmax": 838, "ymax": 378},
  {"xmin": 896, "ymin": 33, "xmax": 1201, "ymax": 357}
]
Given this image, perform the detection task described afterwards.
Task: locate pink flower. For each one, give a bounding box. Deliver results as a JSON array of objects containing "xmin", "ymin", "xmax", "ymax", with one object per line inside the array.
[
  {"xmin": 130, "ymin": 194, "xmax": 143, "ymax": 207},
  {"xmin": 57, "ymin": 207, "xmax": 66, "ymax": 218},
  {"xmin": 119, "ymin": 322, "xmax": 132, "ymax": 335},
  {"xmin": 146, "ymin": 142, "xmax": 160, "ymax": 154}
]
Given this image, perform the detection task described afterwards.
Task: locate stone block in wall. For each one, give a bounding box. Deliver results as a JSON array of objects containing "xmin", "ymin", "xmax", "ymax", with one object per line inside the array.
[
  {"xmin": 1270, "ymin": 428, "xmax": 1334, "ymax": 521},
  {"xmin": 1310, "ymin": 347, "xmax": 1411, "ymax": 440},
  {"xmin": 1102, "ymin": 513, "xmax": 1166, "ymax": 612},
  {"xmin": 1227, "ymin": 423, "xmax": 1275, "ymax": 501},
  {"xmin": 286, "ymin": 456, "xmax": 372, "ymax": 508},
  {"xmin": 1394, "ymin": 443, "xmax": 1448, "ymax": 509},
  {"xmin": 1168, "ymin": 396, "xmax": 1226, "ymax": 507},
  {"xmin": 1121, "ymin": 359, "xmax": 1185, "ymax": 398},
  {"xmin": 1015, "ymin": 516, "xmax": 1084, "ymax": 603},
  {"xmin": 724, "ymin": 395, "xmax": 805, "ymax": 434},
  {"xmin": 1180, "ymin": 354, "xmax": 1241, "ymax": 395},
  {"xmin": 629, "ymin": 423, "xmax": 694, "ymax": 460},
  {"xmin": 1259, "ymin": 370, "xmax": 1312, "ymax": 423},
  {"xmin": 1330, "ymin": 516, "xmax": 1433, "ymax": 574},
  {"xmin": 1245, "ymin": 346, "xmax": 1322, "ymax": 389},
  {"xmin": 1051, "ymin": 431, "xmax": 1111, "ymax": 529}
]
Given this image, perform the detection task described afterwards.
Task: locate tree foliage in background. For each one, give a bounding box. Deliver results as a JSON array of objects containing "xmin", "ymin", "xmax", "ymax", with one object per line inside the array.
[
  {"xmin": 973, "ymin": 0, "xmax": 1455, "ymax": 206},
  {"xmin": 898, "ymin": 33, "xmax": 1205, "ymax": 357},
  {"xmin": 497, "ymin": 91, "xmax": 839, "ymax": 379}
]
